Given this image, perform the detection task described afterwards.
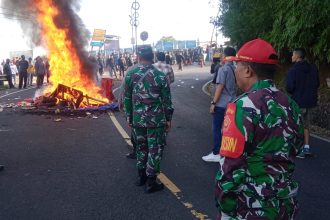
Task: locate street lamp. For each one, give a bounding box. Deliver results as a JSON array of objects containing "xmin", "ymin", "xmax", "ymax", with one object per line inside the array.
[{"xmin": 130, "ymin": 0, "xmax": 140, "ymax": 54}]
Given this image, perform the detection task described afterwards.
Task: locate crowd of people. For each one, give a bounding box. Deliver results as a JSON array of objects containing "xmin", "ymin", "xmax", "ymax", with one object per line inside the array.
[
  {"xmin": 93, "ymin": 47, "xmax": 206, "ymax": 80},
  {"xmin": 120, "ymin": 39, "xmax": 319, "ymax": 218},
  {"xmin": 0, "ymin": 38, "xmax": 321, "ymax": 218},
  {"xmin": 0, "ymin": 55, "xmax": 50, "ymax": 89}
]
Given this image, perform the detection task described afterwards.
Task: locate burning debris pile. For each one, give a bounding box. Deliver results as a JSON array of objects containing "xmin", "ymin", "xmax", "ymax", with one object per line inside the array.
[
  {"xmin": 1, "ymin": 0, "xmax": 116, "ymax": 115},
  {"xmin": 34, "ymin": 84, "xmax": 110, "ymax": 108}
]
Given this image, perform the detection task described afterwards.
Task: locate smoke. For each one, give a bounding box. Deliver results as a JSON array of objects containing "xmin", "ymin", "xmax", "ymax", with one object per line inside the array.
[
  {"xmin": 51, "ymin": 0, "xmax": 95, "ymax": 80},
  {"xmin": 0, "ymin": 0, "xmax": 42, "ymax": 46},
  {"xmin": 1, "ymin": 0, "xmax": 96, "ymax": 80}
]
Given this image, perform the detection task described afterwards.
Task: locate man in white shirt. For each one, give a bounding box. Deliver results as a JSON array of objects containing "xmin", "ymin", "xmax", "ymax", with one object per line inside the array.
[
  {"xmin": 153, "ymin": 52, "xmax": 175, "ymax": 85},
  {"xmin": 10, "ymin": 62, "xmax": 18, "ymax": 85}
]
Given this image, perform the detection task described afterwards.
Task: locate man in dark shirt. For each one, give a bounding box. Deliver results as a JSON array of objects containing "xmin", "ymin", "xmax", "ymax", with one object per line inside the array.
[
  {"xmin": 176, "ymin": 52, "xmax": 184, "ymax": 71},
  {"xmin": 286, "ymin": 48, "xmax": 320, "ymax": 158},
  {"xmin": 165, "ymin": 52, "xmax": 171, "ymax": 65},
  {"xmin": 18, "ymin": 55, "xmax": 29, "ymax": 89},
  {"xmin": 3, "ymin": 59, "xmax": 15, "ymax": 88},
  {"xmin": 106, "ymin": 55, "xmax": 117, "ymax": 78}
]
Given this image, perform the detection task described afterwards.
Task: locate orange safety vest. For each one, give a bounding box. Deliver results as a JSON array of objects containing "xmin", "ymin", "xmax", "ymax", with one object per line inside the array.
[{"xmin": 220, "ymin": 103, "xmax": 245, "ymax": 158}]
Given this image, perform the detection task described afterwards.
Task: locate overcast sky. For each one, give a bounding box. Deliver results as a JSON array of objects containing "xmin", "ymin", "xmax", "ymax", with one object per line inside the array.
[{"xmin": 0, "ymin": 0, "xmax": 224, "ymax": 59}]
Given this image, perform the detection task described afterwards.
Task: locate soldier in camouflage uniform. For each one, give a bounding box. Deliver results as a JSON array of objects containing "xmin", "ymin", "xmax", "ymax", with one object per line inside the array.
[
  {"xmin": 215, "ymin": 39, "xmax": 304, "ymax": 219},
  {"xmin": 123, "ymin": 45, "xmax": 174, "ymax": 193}
]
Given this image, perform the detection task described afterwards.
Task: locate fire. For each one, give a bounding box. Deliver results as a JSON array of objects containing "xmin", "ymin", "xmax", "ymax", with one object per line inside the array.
[{"xmin": 34, "ymin": 0, "xmax": 108, "ymax": 107}]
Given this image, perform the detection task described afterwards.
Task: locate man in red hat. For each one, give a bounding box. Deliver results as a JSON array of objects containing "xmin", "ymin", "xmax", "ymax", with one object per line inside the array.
[{"xmin": 215, "ymin": 38, "xmax": 304, "ymax": 219}]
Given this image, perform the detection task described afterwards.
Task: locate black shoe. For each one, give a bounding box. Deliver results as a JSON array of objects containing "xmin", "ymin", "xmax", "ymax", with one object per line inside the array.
[
  {"xmin": 145, "ymin": 176, "xmax": 164, "ymax": 193},
  {"xmin": 126, "ymin": 152, "xmax": 136, "ymax": 159},
  {"xmin": 0, "ymin": 165, "xmax": 4, "ymax": 172},
  {"xmin": 135, "ymin": 169, "xmax": 147, "ymax": 186}
]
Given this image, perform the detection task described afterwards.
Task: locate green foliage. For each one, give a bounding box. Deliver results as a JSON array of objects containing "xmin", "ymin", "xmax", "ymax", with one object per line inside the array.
[
  {"xmin": 159, "ymin": 36, "xmax": 176, "ymax": 42},
  {"xmin": 155, "ymin": 36, "xmax": 176, "ymax": 49},
  {"xmin": 218, "ymin": 0, "xmax": 330, "ymax": 63}
]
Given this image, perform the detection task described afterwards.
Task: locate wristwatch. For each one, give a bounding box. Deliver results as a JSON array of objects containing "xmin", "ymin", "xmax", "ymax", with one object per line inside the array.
[{"xmin": 211, "ymin": 101, "xmax": 216, "ymax": 105}]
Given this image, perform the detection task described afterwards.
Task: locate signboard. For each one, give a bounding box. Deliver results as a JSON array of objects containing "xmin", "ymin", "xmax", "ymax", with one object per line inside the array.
[
  {"xmin": 124, "ymin": 48, "xmax": 133, "ymax": 53},
  {"xmin": 105, "ymin": 35, "xmax": 119, "ymax": 43},
  {"xmin": 155, "ymin": 43, "xmax": 163, "ymax": 51},
  {"xmin": 177, "ymin": 41, "xmax": 186, "ymax": 49},
  {"xmin": 92, "ymin": 29, "xmax": 106, "ymax": 41},
  {"xmin": 163, "ymin": 41, "xmax": 173, "ymax": 51},
  {"xmin": 140, "ymin": 31, "xmax": 148, "ymax": 41},
  {"xmin": 104, "ymin": 40, "xmax": 120, "ymax": 51},
  {"xmin": 186, "ymin": 40, "xmax": 197, "ymax": 49},
  {"xmin": 90, "ymin": 41, "xmax": 104, "ymax": 47}
]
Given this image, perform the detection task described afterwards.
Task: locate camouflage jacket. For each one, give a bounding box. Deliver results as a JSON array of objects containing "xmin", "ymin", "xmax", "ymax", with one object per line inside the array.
[
  {"xmin": 124, "ymin": 64, "xmax": 174, "ymax": 128},
  {"xmin": 215, "ymin": 80, "xmax": 304, "ymax": 218}
]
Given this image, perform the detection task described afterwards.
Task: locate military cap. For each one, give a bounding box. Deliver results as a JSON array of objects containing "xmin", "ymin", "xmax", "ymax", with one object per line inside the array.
[{"xmin": 137, "ymin": 45, "xmax": 153, "ymax": 57}]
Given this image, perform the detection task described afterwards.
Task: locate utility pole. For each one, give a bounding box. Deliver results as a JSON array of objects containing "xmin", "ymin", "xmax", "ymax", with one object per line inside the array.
[{"xmin": 130, "ymin": 0, "xmax": 140, "ymax": 54}]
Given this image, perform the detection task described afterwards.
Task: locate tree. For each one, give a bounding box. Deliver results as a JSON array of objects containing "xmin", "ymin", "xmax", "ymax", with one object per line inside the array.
[
  {"xmin": 219, "ymin": 0, "xmax": 275, "ymax": 48},
  {"xmin": 270, "ymin": 0, "xmax": 330, "ymax": 63},
  {"xmin": 217, "ymin": 0, "xmax": 330, "ymax": 63}
]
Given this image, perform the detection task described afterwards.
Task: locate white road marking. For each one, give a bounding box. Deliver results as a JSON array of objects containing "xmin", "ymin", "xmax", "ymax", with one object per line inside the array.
[
  {"xmin": 107, "ymin": 112, "xmax": 210, "ymax": 219},
  {"xmin": 0, "ymin": 87, "xmax": 35, "ymax": 99}
]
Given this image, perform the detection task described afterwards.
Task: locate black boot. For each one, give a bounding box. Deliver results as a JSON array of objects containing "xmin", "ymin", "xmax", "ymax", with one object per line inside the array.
[
  {"xmin": 0, "ymin": 165, "xmax": 4, "ymax": 172},
  {"xmin": 145, "ymin": 176, "xmax": 164, "ymax": 193},
  {"xmin": 135, "ymin": 169, "xmax": 147, "ymax": 186}
]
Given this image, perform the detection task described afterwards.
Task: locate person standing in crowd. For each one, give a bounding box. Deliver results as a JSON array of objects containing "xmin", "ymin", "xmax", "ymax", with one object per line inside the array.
[
  {"xmin": 18, "ymin": 55, "xmax": 29, "ymax": 89},
  {"xmin": 44, "ymin": 57, "xmax": 50, "ymax": 84},
  {"xmin": 215, "ymin": 38, "xmax": 303, "ymax": 219},
  {"xmin": 199, "ymin": 52, "xmax": 205, "ymax": 67},
  {"xmin": 27, "ymin": 57, "xmax": 35, "ymax": 86},
  {"xmin": 286, "ymin": 48, "xmax": 320, "ymax": 158},
  {"xmin": 165, "ymin": 52, "xmax": 171, "ymax": 65},
  {"xmin": 10, "ymin": 61, "xmax": 18, "ymax": 86},
  {"xmin": 125, "ymin": 54, "xmax": 133, "ymax": 68},
  {"xmin": 176, "ymin": 52, "xmax": 184, "ymax": 71},
  {"xmin": 153, "ymin": 52, "xmax": 175, "ymax": 85},
  {"xmin": 3, "ymin": 59, "xmax": 15, "ymax": 88},
  {"xmin": 97, "ymin": 55, "xmax": 104, "ymax": 76},
  {"xmin": 123, "ymin": 45, "xmax": 174, "ymax": 193},
  {"xmin": 106, "ymin": 55, "xmax": 117, "ymax": 78},
  {"xmin": 210, "ymin": 53, "xmax": 221, "ymax": 84},
  {"xmin": 34, "ymin": 56, "xmax": 46, "ymax": 89},
  {"xmin": 202, "ymin": 47, "xmax": 237, "ymax": 162},
  {"xmin": 118, "ymin": 54, "xmax": 126, "ymax": 79}
]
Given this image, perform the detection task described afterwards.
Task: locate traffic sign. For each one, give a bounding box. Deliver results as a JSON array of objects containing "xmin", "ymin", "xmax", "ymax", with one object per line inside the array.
[
  {"xmin": 140, "ymin": 31, "xmax": 148, "ymax": 41},
  {"xmin": 90, "ymin": 41, "xmax": 104, "ymax": 47}
]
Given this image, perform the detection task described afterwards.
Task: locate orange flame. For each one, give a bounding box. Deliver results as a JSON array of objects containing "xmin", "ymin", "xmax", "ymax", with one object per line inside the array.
[{"xmin": 35, "ymin": 0, "xmax": 108, "ymax": 106}]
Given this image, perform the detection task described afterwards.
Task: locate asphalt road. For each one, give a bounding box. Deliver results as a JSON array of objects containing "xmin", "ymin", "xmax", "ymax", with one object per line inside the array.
[{"xmin": 0, "ymin": 65, "xmax": 330, "ymax": 220}]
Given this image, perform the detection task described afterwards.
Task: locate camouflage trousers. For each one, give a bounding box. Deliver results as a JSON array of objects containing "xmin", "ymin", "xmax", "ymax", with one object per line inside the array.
[
  {"xmin": 215, "ymin": 186, "xmax": 298, "ymax": 220},
  {"xmin": 132, "ymin": 127, "xmax": 166, "ymax": 177}
]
